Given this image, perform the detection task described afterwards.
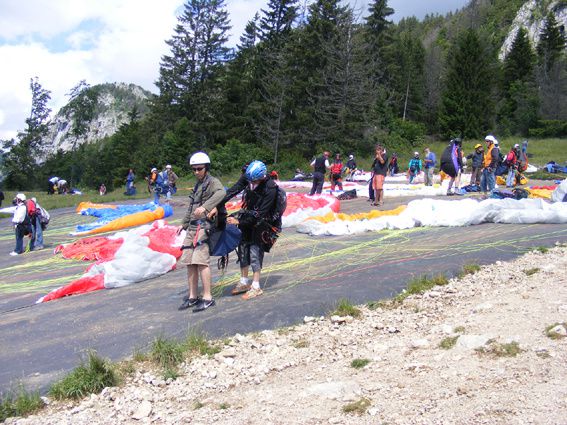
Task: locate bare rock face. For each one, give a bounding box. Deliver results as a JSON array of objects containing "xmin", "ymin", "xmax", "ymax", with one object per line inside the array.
[
  {"xmin": 500, "ymin": 0, "xmax": 567, "ymax": 60},
  {"xmin": 41, "ymin": 83, "xmax": 151, "ymax": 160}
]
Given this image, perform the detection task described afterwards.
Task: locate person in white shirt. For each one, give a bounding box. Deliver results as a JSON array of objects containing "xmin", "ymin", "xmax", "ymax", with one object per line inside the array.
[{"xmin": 10, "ymin": 193, "xmax": 30, "ymax": 255}]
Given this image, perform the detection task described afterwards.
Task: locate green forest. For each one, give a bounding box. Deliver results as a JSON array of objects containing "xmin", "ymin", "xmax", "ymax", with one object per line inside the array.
[{"xmin": 1, "ymin": 0, "xmax": 566, "ymax": 190}]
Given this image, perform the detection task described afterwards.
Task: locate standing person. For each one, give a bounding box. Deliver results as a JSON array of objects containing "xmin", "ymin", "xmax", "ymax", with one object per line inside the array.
[
  {"xmin": 371, "ymin": 145, "xmax": 389, "ymax": 207},
  {"xmin": 9, "ymin": 194, "xmax": 30, "ymax": 256},
  {"xmin": 227, "ymin": 161, "xmax": 278, "ymax": 300},
  {"xmin": 329, "ymin": 153, "xmax": 344, "ymax": 192},
  {"xmin": 99, "ymin": 183, "xmax": 107, "ymax": 196},
  {"xmin": 309, "ymin": 151, "xmax": 330, "ymax": 195},
  {"xmin": 480, "ymin": 135, "xmax": 500, "ymax": 194},
  {"xmin": 466, "ymin": 144, "xmax": 484, "ymax": 187},
  {"xmin": 125, "ymin": 169, "xmax": 136, "ymax": 195},
  {"xmin": 423, "ymin": 147, "xmax": 436, "ymax": 186},
  {"xmin": 407, "ymin": 152, "xmax": 422, "ymax": 184},
  {"xmin": 388, "ymin": 153, "xmax": 399, "ymax": 176},
  {"xmin": 28, "ymin": 197, "xmax": 45, "ymax": 251},
  {"xmin": 0, "ymin": 190, "xmax": 4, "ymax": 207},
  {"xmin": 177, "ymin": 152, "xmax": 226, "ymax": 312},
  {"xmin": 345, "ymin": 155, "xmax": 357, "ymax": 181},
  {"xmin": 505, "ymin": 144, "xmax": 520, "ymax": 188},
  {"xmin": 165, "ymin": 164, "xmax": 179, "ymax": 201},
  {"xmin": 440, "ymin": 138, "xmax": 464, "ymax": 195}
]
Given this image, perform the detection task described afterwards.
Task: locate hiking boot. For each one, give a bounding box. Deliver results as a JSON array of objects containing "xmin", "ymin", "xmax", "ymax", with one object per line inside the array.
[
  {"xmin": 242, "ymin": 288, "xmax": 263, "ymax": 300},
  {"xmin": 192, "ymin": 298, "xmax": 216, "ymax": 312},
  {"xmin": 231, "ymin": 284, "xmax": 251, "ymax": 296},
  {"xmin": 178, "ymin": 297, "xmax": 200, "ymax": 311}
]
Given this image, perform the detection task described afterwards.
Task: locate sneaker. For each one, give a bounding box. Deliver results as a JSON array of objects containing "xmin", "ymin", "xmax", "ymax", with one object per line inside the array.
[
  {"xmin": 231, "ymin": 284, "xmax": 251, "ymax": 296},
  {"xmin": 446, "ymin": 191, "xmax": 454, "ymax": 196},
  {"xmin": 192, "ymin": 298, "xmax": 216, "ymax": 312},
  {"xmin": 178, "ymin": 297, "xmax": 201, "ymax": 311},
  {"xmin": 34, "ymin": 245, "xmax": 44, "ymax": 250},
  {"xmin": 9, "ymin": 251, "xmax": 19, "ymax": 256},
  {"xmin": 242, "ymin": 288, "xmax": 263, "ymax": 300}
]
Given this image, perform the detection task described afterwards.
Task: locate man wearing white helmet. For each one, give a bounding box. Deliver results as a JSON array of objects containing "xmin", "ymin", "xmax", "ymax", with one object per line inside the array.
[
  {"xmin": 164, "ymin": 164, "xmax": 179, "ymax": 202},
  {"xmin": 481, "ymin": 135, "xmax": 500, "ymax": 194},
  {"xmin": 178, "ymin": 152, "xmax": 226, "ymax": 312},
  {"xmin": 8, "ymin": 194, "xmax": 30, "ymax": 255}
]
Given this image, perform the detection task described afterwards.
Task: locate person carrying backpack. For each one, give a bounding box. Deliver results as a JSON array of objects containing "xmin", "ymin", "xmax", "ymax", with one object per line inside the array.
[
  {"xmin": 227, "ymin": 160, "xmax": 280, "ymax": 300},
  {"xmin": 440, "ymin": 138, "xmax": 464, "ymax": 195},
  {"xmin": 9, "ymin": 194, "xmax": 31, "ymax": 256},
  {"xmin": 27, "ymin": 197, "xmax": 45, "ymax": 251},
  {"xmin": 407, "ymin": 152, "xmax": 422, "ymax": 184}
]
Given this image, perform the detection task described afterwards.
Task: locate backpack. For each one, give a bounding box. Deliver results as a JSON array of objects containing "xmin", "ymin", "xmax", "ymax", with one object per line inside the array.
[
  {"xmin": 271, "ymin": 185, "xmax": 287, "ymax": 229},
  {"xmin": 37, "ymin": 206, "xmax": 50, "ymax": 229},
  {"xmin": 26, "ymin": 199, "xmax": 37, "ymax": 218},
  {"xmin": 330, "ymin": 163, "xmax": 343, "ymax": 176}
]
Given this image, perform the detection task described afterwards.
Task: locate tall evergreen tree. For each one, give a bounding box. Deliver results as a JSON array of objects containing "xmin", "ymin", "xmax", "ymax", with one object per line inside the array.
[
  {"xmin": 155, "ymin": 0, "xmax": 231, "ymax": 147},
  {"xmin": 2, "ymin": 77, "xmax": 51, "ymax": 189},
  {"xmin": 502, "ymin": 27, "xmax": 536, "ymax": 91},
  {"xmin": 259, "ymin": 0, "xmax": 298, "ymax": 43},
  {"xmin": 438, "ymin": 29, "xmax": 494, "ymax": 139},
  {"xmin": 536, "ymin": 12, "xmax": 565, "ymax": 77}
]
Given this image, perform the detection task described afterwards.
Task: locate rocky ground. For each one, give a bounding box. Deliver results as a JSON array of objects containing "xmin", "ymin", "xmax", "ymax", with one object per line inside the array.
[{"xmin": 8, "ymin": 245, "xmax": 567, "ymax": 425}]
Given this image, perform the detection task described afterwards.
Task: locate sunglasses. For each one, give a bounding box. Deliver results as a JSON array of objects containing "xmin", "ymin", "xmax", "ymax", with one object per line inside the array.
[{"xmin": 192, "ymin": 167, "xmax": 205, "ymax": 172}]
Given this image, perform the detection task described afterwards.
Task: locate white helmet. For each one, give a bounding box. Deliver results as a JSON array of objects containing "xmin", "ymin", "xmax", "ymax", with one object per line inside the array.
[
  {"xmin": 16, "ymin": 193, "xmax": 26, "ymax": 201},
  {"xmin": 165, "ymin": 164, "xmax": 172, "ymax": 169},
  {"xmin": 485, "ymin": 135, "xmax": 497, "ymax": 144},
  {"xmin": 189, "ymin": 152, "xmax": 210, "ymax": 165},
  {"xmin": 151, "ymin": 167, "xmax": 157, "ymax": 172}
]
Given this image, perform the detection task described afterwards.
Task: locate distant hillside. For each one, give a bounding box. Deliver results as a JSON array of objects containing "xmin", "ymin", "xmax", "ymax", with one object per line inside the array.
[{"xmin": 43, "ymin": 83, "xmax": 153, "ymax": 157}]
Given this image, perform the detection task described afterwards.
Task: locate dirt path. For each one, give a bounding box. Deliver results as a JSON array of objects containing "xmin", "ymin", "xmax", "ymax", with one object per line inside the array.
[{"xmin": 9, "ymin": 245, "xmax": 567, "ymax": 424}]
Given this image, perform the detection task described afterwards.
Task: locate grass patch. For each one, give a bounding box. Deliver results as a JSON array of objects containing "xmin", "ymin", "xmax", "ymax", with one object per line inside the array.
[
  {"xmin": 293, "ymin": 339, "xmax": 309, "ymax": 349},
  {"xmin": 218, "ymin": 402, "xmax": 230, "ymax": 410},
  {"xmin": 0, "ymin": 387, "xmax": 45, "ymax": 422},
  {"xmin": 186, "ymin": 332, "xmax": 221, "ymax": 357},
  {"xmin": 342, "ymin": 397, "xmax": 371, "ymax": 415},
  {"xmin": 150, "ymin": 336, "xmax": 185, "ymax": 370},
  {"xmin": 438, "ymin": 336, "xmax": 459, "ymax": 350},
  {"xmin": 545, "ymin": 323, "xmax": 567, "ymax": 340},
  {"xmin": 395, "ymin": 274, "xmax": 448, "ymax": 303},
  {"xmin": 132, "ymin": 349, "xmax": 148, "ymax": 363},
  {"xmin": 524, "ymin": 267, "xmax": 540, "ymax": 276},
  {"xmin": 163, "ymin": 367, "xmax": 180, "ymax": 381},
  {"xmin": 527, "ymin": 170, "xmax": 567, "ymax": 180},
  {"xmin": 277, "ymin": 326, "xmax": 295, "ymax": 336},
  {"xmin": 477, "ymin": 341, "xmax": 522, "ymax": 357},
  {"xmin": 454, "ymin": 326, "xmax": 466, "ymax": 333},
  {"xmin": 332, "ymin": 298, "xmax": 361, "ymax": 318},
  {"xmin": 49, "ymin": 351, "xmax": 118, "ymax": 400},
  {"xmin": 118, "ymin": 360, "xmax": 137, "ymax": 377},
  {"xmin": 462, "ymin": 263, "xmax": 481, "ymax": 275},
  {"xmin": 366, "ymin": 300, "xmax": 391, "ymax": 310},
  {"xmin": 350, "ymin": 358, "xmax": 371, "ymax": 369},
  {"xmin": 193, "ymin": 401, "xmax": 205, "ymax": 410},
  {"xmin": 535, "ymin": 246, "xmax": 549, "ymax": 254}
]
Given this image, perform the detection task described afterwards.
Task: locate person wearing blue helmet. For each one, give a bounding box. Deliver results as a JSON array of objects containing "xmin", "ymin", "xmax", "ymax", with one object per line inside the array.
[{"xmin": 227, "ymin": 160, "xmax": 279, "ymax": 300}]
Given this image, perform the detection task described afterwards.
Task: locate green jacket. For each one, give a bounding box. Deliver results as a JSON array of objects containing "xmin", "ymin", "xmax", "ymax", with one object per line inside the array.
[{"xmin": 182, "ymin": 174, "xmax": 226, "ymax": 231}]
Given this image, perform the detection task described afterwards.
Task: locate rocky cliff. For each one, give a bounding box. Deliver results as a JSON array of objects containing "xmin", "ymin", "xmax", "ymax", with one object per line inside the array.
[
  {"xmin": 42, "ymin": 83, "xmax": 152, "ymax": 157},
  {"xmin": 500, "ymin": 0, "xmax": 567, "ymax": 60}
]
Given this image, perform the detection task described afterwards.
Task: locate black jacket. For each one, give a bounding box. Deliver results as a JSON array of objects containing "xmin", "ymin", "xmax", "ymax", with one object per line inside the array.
[{"xmin": 238, "ymin": 178, "xmax": 278, "ymax": 241}]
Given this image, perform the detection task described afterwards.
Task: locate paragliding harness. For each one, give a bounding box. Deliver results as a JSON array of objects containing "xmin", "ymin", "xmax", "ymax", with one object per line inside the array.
[{"xmin": 180, "ymin": 177, "xmax": 237, "ymax": 270}]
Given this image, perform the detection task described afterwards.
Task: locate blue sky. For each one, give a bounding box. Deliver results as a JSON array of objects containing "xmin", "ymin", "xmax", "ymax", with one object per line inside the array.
[{"xmin": 0, "ymin": 0, "xmax": 470, "ymax": 140}]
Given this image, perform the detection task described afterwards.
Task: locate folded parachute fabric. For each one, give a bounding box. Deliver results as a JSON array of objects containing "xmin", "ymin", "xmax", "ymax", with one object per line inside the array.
[
  {"xmin": 297, "ymin": 198, "xmax": 567, "ymax": 236},
  {"xmin": 73, "ymin": 202, "xmax": 173, "ymax": 236},
  {"xmin": 39, "ymin": 220, "xmax": 183, "ymax": 303}
]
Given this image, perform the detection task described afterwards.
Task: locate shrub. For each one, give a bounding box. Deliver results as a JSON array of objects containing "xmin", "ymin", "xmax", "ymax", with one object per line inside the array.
[
  {"xmin": 439, "ymin": 336, "xmax": 459, "ymax": 350},
  {"xmin": 342, "ymin": 397, "xmax": 371, "ymax": 415},
  {"xmin": 211, "ymin": 139, "xmax": 271, "ymax": 174},
  {"xmin": 529, "ymin": 120, "xmax": 567, "ymax": 138},
  {"xmin": 350, "ymin": 358, "xmax": 371, "ymax": 369},
  {"xmin": 0, "ymin": 387, "xmax": 44, "ymax": 422},
  {"xmin": 49, "ymin": 351, "xmax": 118, "ymax": 400},
  {"xmin": 332, "ymin": 298, "xmax": 361, "ymax": 318}
]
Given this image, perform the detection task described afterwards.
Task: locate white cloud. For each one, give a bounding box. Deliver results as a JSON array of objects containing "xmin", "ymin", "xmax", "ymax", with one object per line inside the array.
[{"xmin": 0, "ymin": 0, "xmax": 470, "ymax": 141}]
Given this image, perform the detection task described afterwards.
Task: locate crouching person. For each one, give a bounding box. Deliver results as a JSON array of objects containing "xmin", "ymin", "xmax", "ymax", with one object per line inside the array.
[
  {"xmin": 177, "ymin": 152, "xmax": 226, "ymax": 313},
  {"xmin": 228, "ymin": 161, "xmax": 279, "ymax": 300}
]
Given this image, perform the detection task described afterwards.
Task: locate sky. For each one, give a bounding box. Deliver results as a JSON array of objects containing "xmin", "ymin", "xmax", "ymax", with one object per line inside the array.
[{"xmin": 0, "ymin": 0, "xmax": 469, "ymax": 141}]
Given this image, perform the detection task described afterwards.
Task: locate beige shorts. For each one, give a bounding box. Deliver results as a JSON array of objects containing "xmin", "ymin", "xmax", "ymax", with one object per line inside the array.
[{"xmin": 178, "ymin": 228, "xmax": 210, "ymax": 266}]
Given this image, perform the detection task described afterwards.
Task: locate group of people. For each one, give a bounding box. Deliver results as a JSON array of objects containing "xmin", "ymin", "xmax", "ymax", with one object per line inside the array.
[
  {"xmin": 176, "ymin": 152, "xmax": 284, "ymax": 313},
  {"xmin": 146, "ymin": 165, "xmax": 179, "ymax": 204},
  {"xmin": 47, "ymin": 177, "xmax": 69, "ymax": 194},
  {"xmin": 2, "ymin": 193, "xmax": 47, "ymax": 255}
]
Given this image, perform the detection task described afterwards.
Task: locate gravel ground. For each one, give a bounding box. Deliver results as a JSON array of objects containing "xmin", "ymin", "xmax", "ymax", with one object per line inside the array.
[{"xmin": 7, "ymin": 245, "xmax": 567, "ymax": 425}]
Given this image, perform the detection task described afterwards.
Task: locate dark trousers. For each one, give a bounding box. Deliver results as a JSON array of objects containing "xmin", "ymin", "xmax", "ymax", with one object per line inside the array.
[{"xmin": 309, "ymin": 172, "xmax": 325, "ymax": 195}]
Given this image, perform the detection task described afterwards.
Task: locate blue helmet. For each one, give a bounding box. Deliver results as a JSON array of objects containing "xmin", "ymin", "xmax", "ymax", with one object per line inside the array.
[{"xmin": 245, "ymin": 160, "xmax": 267, "ymax": 181}]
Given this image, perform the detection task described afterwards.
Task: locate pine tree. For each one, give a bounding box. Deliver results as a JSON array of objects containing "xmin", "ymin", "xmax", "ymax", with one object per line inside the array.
[
  {"xmin": 536, "ymin": 12, "xmax": 565, "ymax": 77},
  {"xmin": 2, "ymin": 77, "xmax": 52, "ymax": 189},
  {"xmin": 259, "ymin": 0, "xmax": 298, "ymax": 44},
  {"xmin": 502, "ymin": 27, "xmax": 536, "ymax": 91},
  {"xmin": 438, "ymin": 29, "xmax": 494, "ymax": 139}
]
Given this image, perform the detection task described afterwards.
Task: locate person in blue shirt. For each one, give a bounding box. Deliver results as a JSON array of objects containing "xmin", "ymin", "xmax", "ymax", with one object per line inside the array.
[{"xmin": 423, "ymin": 148, "xmax": 436, "ymax": 186}]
